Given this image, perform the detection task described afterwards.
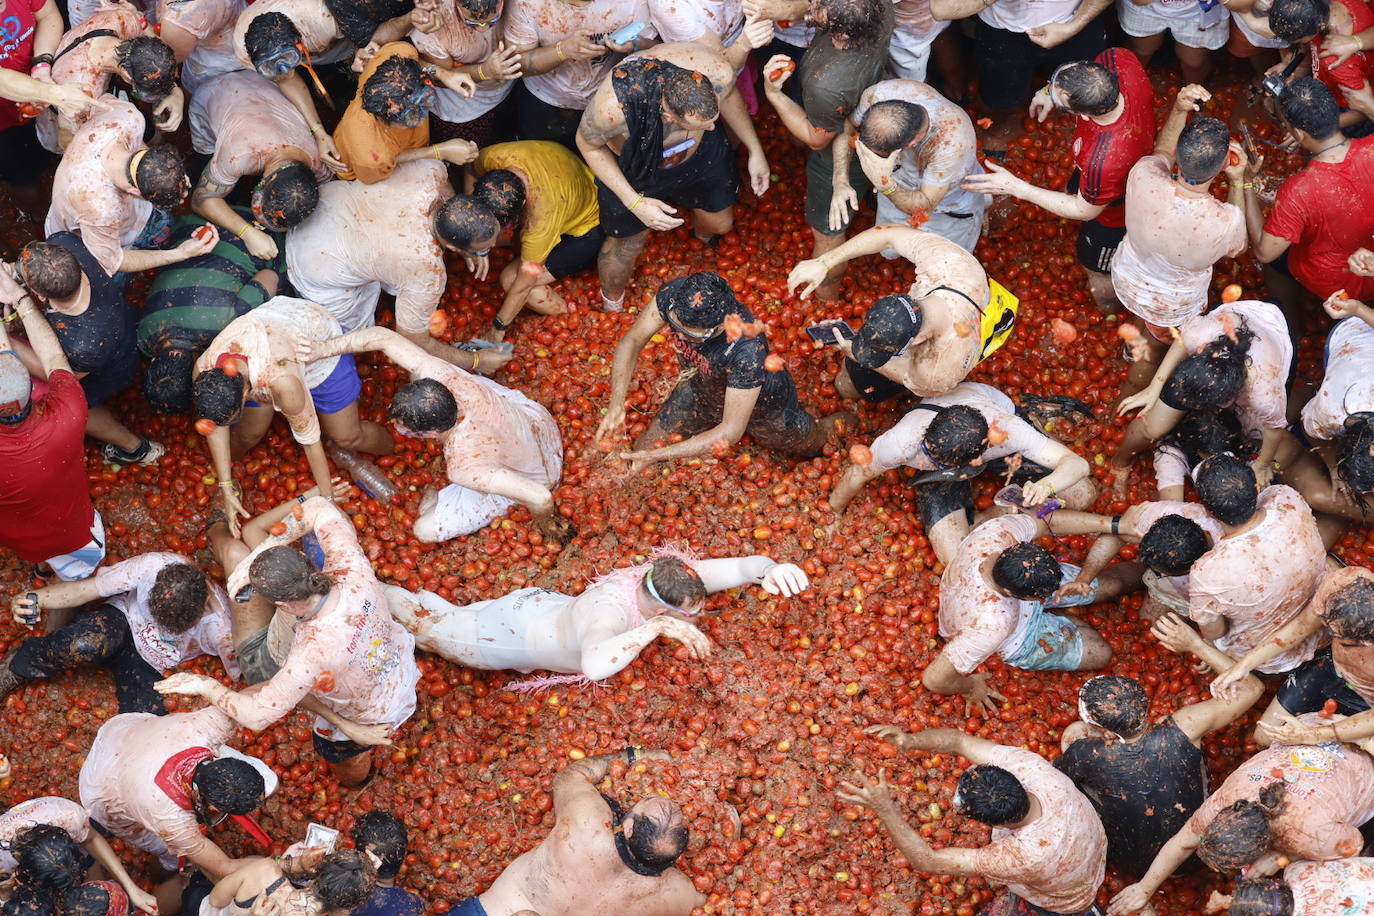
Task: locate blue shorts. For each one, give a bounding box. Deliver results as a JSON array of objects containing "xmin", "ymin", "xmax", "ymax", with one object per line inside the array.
[
  {"xmin": 246, "ymin": 354, "xmax": 361, "ymax": 415},
  {"xmin": 441, "ymin": 899, "xmax": 487, "ymax": 916},
  {"xmin": 1002, "ymin": 564, "xmax": 1098, "ymax": 672}
]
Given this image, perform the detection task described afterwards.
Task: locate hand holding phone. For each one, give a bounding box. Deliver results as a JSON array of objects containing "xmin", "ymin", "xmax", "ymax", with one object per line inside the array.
[
  {"xmin": 805, "ymin": 321, "xmax": 856, "ymax": 345},
  {"xmin": 304, "ymin": 822, "xmax": 339, "ymax": 852}
]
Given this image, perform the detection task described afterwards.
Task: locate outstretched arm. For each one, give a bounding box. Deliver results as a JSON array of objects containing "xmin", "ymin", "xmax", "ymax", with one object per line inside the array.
[
  {"xmin": 837, "ymin": 768, "xmax": 982, "ymax": 874},
  {"xmin": 595, "ymin": 301, "xmax": 666, "ymax": 442},
  {"xmin": 1109, "ymin": 829, "xmax": 1201, "ymax": 915},
  {"xmin": 579, "ymin": 615, "xmax": 710, "ymax": 681},
  {"xmin": 692, "ymin": 556, "xmax": 807, "ymax": 595},
  {"xmin": 84, "ymin": 833, "xmax": 158, "ymax": 914},
  {"xmin": 312, "ymin": 326, "xmax": 429, "ymax": 375}
]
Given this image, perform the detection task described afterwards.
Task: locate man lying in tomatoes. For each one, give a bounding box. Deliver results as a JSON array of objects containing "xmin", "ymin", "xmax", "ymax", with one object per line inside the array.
[{"xmin": 383, "ymin": 550, "xmax": 808, "ymax": 683}]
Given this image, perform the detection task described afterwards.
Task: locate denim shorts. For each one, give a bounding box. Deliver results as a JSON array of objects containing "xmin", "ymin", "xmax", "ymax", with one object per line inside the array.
[{"xmin": 1002, "ymin": 564, "xmax": 1098, "ymax": 672}]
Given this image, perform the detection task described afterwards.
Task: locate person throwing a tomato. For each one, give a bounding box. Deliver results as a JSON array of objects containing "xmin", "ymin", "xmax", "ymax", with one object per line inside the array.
[
  {"xmin": 595, "ymin": 271, "xmax": 849, "ymax": 471},
  {"xmin": 576, "ymin": 42, "xmax": 771, "ymax": 312},
  {"xmin": 383, "ymin": 550, "xmax": 809, "ymax": 683},
  {"xmin": 840, "ymin": 727, "xmax": 1107, "ymax": 916},
  {"xmin": 439, "ymin": 748, "xmax": 705, "ymax": 916},
  {"xmin": 788, "ymin": 225, "xmax": 997, "ymax": 402}
]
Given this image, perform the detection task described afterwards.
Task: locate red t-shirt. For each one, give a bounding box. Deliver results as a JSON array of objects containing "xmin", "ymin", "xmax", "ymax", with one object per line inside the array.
[
  {"xmin": 1312, "ymin": 0, "xmax": 1374, "ymax": 94},
  {"xmin": 0, "ymin": 370, "xmax": 95, "ymax": 563},
  {"xmin": 1265, "ymin": 135, "xmax": 1374, "ymax": 300},
  {"xmin": 1070, "ymin": 47, "xmax": 1157, "ymax": 229},
  {"xmin": 0, "ymin": 0, "xmax": 47, "ymax": 132}
]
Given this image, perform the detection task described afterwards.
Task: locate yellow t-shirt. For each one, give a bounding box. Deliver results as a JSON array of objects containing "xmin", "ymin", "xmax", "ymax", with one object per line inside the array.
[
  {"xmin": 471, "ymin": 141, "xmax": 600, "ymax": 265},
  {"xmin": 333, "ymin": 42, "xmax": 430, "ymax": 185}
]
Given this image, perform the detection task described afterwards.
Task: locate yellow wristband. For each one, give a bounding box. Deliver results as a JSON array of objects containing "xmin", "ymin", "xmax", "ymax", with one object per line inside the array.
[
  {"xmin": 1357, "ymin": 34, "xmax": 1365, "ymax": 50},
  {"xmin": 555, "ymin": 43, "xmax": 568, "ymax": 61},
  {"xmin": 237, "ymin": 223, "xmax": 253, "ymax": 240},
  {"xmin": 477, "ymin": 66, "xmax": 488, "ymax": 81},
  {"xmin": 310, "ymin": 121, "xmax": 324, "ymax": 135},
  {"xmin": 432, "ymin": 145, "xmax": 443, "ymax": 160},
  {"xmin": 471, "ymin": 350, "xmax": 480, "ymax": 371},
  {"xmin": 629, "ymin": 194, "xmax": 644, "ymax": 211}
]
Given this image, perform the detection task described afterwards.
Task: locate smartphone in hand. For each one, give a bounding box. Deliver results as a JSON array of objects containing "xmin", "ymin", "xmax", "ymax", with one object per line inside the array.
[{"xmin": 805, "ymin": 321, "xmax": 856, "ymax": 345}]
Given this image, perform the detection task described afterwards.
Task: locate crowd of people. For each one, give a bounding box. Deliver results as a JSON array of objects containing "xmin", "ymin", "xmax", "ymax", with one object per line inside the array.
[{"xmin": 0, "ymin": 0, "xmax": 1372, "ymax": 909}]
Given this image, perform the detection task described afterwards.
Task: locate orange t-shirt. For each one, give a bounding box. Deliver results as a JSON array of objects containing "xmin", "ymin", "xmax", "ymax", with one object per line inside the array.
[{"xmin": 333, "ymin": 42, "xmax": 430, "ymax": 184}]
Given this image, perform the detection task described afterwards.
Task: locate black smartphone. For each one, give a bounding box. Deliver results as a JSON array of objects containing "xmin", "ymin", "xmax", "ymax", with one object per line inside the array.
[{"xmin": 805, "ymin": 321, "xmax": 855, "ymax": 344}]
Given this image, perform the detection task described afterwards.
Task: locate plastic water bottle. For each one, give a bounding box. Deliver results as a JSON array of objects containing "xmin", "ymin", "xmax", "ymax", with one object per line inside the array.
[
  {"xmin": 1199, "ymin": 0, "xmax": 1227, "ymax": 30},
  {"xmin": 327, "ymin": 446, "xmax": 399, "ymax": 503}
]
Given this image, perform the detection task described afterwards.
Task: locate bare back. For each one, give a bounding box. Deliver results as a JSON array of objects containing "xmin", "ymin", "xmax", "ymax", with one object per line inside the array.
[{"xmin": 893, "ymin": 230, "xmax": 990, "ymax": 396}]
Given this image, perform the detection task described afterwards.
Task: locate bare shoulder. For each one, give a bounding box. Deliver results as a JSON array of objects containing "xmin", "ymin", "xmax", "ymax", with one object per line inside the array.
[
  {"xmin": 637, "ymin": 42, "xmax": 733, "ymax": 94},
  {"xmin": 637, "ymin": 868, "xmax": 706, "ymax": 916},
  {"xmin": 580, "ymin": 83, "xmax": 626, "ymax": 143}
]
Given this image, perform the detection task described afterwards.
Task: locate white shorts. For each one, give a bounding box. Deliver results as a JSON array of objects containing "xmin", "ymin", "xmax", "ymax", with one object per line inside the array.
[
  {"xmin": 1118, "ymin": 0, "xmax": 1230, "ymax": 49},
  {"xmin": 46, "ymin": 511, "xmax": 106, "ymax": 581},
  {"xmin": 887, "ymin": 30, "xmax": 942, "ymax": 81},
  {"xmin": 421, "ymin": 484, "xmax": 514, "ymax": 542},
  {"xmin": 875, "ymin": 192, "xmax": 987, "ymax": 253}
]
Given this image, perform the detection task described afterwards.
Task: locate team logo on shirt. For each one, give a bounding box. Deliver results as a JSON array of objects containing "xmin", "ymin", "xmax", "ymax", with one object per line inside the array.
[
  {"xmin": 0, "ymin": 17, "xmax": 34, "ymax": 63},
  {"xmin": 1285, "ymin": 745, "xmax": 1337, "ymax": 774}
]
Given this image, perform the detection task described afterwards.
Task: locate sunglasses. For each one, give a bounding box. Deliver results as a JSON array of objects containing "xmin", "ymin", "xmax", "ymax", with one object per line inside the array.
[{"xmin": 462, "ymin": 11, "xmax": 501, "ymax": 28}]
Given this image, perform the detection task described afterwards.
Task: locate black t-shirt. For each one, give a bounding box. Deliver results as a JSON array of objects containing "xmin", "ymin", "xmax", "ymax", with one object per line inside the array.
[
  {"xmin": 45, "ymin": 232, "xmax": 137, "ymax": 380},
  {"xmin": 1053, "ymin": 718, "xmax": 1206, "ymax": 877},
  {"xmin": 799, "ymin": 7, "xmax": 896, "ymax": 135},
  {"xmin": 669, "ymin": 320, "xmax": 799, "ymax": 422}
]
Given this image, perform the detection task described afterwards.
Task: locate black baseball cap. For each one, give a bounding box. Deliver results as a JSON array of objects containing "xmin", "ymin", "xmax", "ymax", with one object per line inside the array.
[{"xmin": 850, "ymin": 294, "xmax": 922, "ymax": 369}]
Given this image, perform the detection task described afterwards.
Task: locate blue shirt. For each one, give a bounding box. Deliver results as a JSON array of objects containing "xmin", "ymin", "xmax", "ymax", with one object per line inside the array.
[{"xmin": 354, "ymin": 886, "xmax": 424, "ymax": 916}]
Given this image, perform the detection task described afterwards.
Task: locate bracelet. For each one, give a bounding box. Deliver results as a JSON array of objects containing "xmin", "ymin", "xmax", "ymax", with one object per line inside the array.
[
  {"xmin": 878, "ymin": 184, "xmax": 896, "ymax": 196},
  {"xmin": 1110, "ymin": 514, "xmax": 1122, "ymax": 536},
  {"xmin": 555, "ymin": 42, "xmax": 568, "ymax": 62},
  {"xmin": 1357, "ymin": 34, "xmax": 1365, "ymax": 50},
  {"xmin": 218, "ymin": 481, "xmax": 238, "ymax": 491},
  {"xmin": 629, "ymin": 194, "xmax": 644, "ymax": 211},
  {"xmin": 29, "ymin": 62, "xmax": 50, "ymax": 76},
  {"xmin": 471, "ymin": 350, "xmax": 480, "ymax": 372},
  {"xmin": 477, "ymin": 65, "xmax": 488, "ymax": 81},
  {"xmin": 309, "ymin": 121, "xmax": 325, "ymax": 135},
  {"xmin": 30, "ymin": 53, "xmax": 52, "ymax": 67},
  {"xmin": 432, "ymin": 144, "xmax": 443, "ymax": 160},
  {"xmin": 237, "ymin": 223, "xmax": 253, "ymax": 240},
  {"xmin": 491, "ymin": 315, "xmax": 510, "ymax": 331},
  {"xmin": 296, "ymin": 494, "xmax": 308, "ymax": 504}
]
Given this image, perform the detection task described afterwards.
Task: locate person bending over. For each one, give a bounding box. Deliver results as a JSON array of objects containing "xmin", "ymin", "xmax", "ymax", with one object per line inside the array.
[
  {"xmin": 1213, "ymin": 859, "xmax": 1374, "ymax": 916},
  {"xmin": 352, "ymin": 811, "xmax": 423, "ymax": 916}
]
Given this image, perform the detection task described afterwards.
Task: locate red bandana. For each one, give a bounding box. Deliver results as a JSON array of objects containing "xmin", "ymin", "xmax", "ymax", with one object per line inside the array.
[{"xmin": 153, "ymin": 746, "xmax": 214, "ymax": 810}]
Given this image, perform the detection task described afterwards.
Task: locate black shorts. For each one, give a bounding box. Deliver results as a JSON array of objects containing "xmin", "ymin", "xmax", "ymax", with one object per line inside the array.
[
  {"xmin": 312, "ymin": 729, "xmax": 373, "ymax": 763},
  {"xmin": 545, "ymin": 227, "xmax": 605, "ymax": 280},
  {"xmin": 1076, "ymin": 217, "xmax": 1127, "ymax": 274},
  {"xmin": 597, "ymin": 128, "xmax": 740, "ymax": 238},
  {"xmin": 1276, "ymin": 649, "xmax": 1372, "ymax": 717},
  {"xmin": 974, "ymin": 17, "xmax": 1109, "ymax": 110},
  {"xmin": 843, "ymin": 358, "xmax": 908, "ymax": 403},
  {"xmin": 805, "ymin": 146, "xmax": 872, "ymax": 236},
  {"xmin": 0, "ymin": 120, "xmax": 54, "ymax": 186},
  {"xmin": 513, "ymin": 81, "xmax": 582, "ymax": 151},
  {"xmin": 657, "ymin": 381, "xmax": 816, "ymax": 453},
  {"xmin": 181, "ymin": 870, "xmax": 215, "ymax": 916}
]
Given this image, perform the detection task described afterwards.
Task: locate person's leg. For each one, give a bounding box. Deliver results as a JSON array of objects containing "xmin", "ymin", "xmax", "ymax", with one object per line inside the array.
[
  {"xmin": 834, "ymin": 362, "xmax": 862, "ymax": 400},
  {"xmin": 772, "ymin": 409, "xmax": 856, "ymax": 458},
  {"xmin": 4, "ymin": 606, "xmax": 131, "ymax": 699},
  {"xmin": 928, "ymin": 28, "xmax": 970, "ymax": 105},
  {"xmin": 1124, "ymin": 30, "xmax": 1167, "ymax": 69},
  {"xmin": 85, "ymin": 405, "xmax": 143, "ymax": 452},
  {"xmin": 154, "ymin": 874, "xmax": 189, "ymax": 916},
  {"xmin": 917, "ymin": 481, "xmax": 976, "ymax": 566},
  {"xmin": 108, "ymin": 637, "xmax": 166, "ymax": 715},
  {"xmin": 332, "ymin": 751, "xmax": 372, "ymax": 787},
  {"xmin": 1175, "ymin": 42, "xmax": 1215, "ymax": 83},
  {"xmin": 1070, "ymin": 618, "xmax": 1114, "ymax": 670},
  {"xmin": 228, "ymin": 405, "xmax": 277, "ymax": 460},
  {"xmin": 319, "ymin": 403, "xmax": 394, "ymax": 456},
  {"xmin": 1111, "ymin": 401, "xmax": 1185, "ymax": 496},
  {"xmin": 690, "ymin": 205, "xmax": 734, "ymax": 245},
  {"xmin": 499, "ymin": 259, "xmax": 566, "ymax": 315},
  {"xmin": 413, "ymin": 483, "xmax": 513, "ymax": 543},
  {"xmin": 803, "ymin": 147, "xmax": 857, "ymax": 301},
  {"xmin": 1094, "ymin": 561, "xmax": 1146, "ymax": 602},
  {"xmin": 596, "ymin": 231, "xmax": 650, "ymax": 308},
  {"xmin": 972, "ymin": 20, "xmax": 1037, "ymax": 154}
]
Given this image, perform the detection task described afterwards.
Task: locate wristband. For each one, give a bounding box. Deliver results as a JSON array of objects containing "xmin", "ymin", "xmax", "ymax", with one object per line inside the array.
[
  {"xmin": 1358, "ymin": 34, "xmax": 1365, "ymax": 50},
  {"xmin": 237, "ymin": 223, "xmax": 253, "ymax": 240},
  {"xmin": 29, "ymin": 62, "xmax": 50, "ymax": 76},
  {"xmin": 1110, "ymin": 514, "xmax": 1122, "ymax": 536},
  {"xmin": 555, "ymin": 43, "xmax": 568, "ymax": 61},
  {"xmin": 310, "ymin": 121, "xmax": 325, "ymax": 135},
  {"xmin": 629, "ymin": 194, "xmax": 644, "ymax": 211},
  {"xmin": 30, "ymin": 53, "xmax": 52, "ymax": 67},
  {"xmin": 471, "ymin": 350, "xmax": 480, "ymax": 372},
  {"xmin": 432, "ymin": 144, "xmax": 443, "ymax": 160},
  {"xmin": 477, "ymin": 65, "xmax": 488, "ymax": 80},
  {"xmin": 878, "ymin": 184, "xmax": 896, "ymax": 196},
  {"xmin": 218, "ymin": 481, "xmax": 238, "ymax": 491},
  {"xmin": 491, "ymin": 315, "xmax": 510, "ymax": 331}
]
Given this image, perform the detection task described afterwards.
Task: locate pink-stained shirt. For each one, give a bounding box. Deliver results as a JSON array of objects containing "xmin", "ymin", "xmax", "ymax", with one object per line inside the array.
[
  {"xmin": 229, "ymin": 510, "xmax": 420, "ymax": 737},
  {"xmin": 44, "ymin": 101, "xmax": 153, "ymax": 276},
  {"xmin": 938, "ymin": 515, "xmax": 1041, "ymax": 674},
  {"xmin": 232, "ymin": 0, "xmax": 342, "ymax": 68},
  {"xmin": 189, "ymin": 70, "xmax": 328, "ymax": 184},
  {"xmin": 1132, "ymin": 500, "xmax": 1225, "ymax": 601},
  {"xmin": 0, "ymin": 798, "xmax": 90, "ymax": 873},
  {"xmin": 1188, "ymin": 486, "xmax": 1326, "ymax": 673},
  {"xmin": 78, "ymin": 706, "xmax": 238, "ymax": 862},
  {"xmin": 966, "ymin": 746, "xmax": 1107, "ymax": 912},
  {"xmin": 648, "ymin": 0, "xmax": 743, "ymax": 45},
  {"xmin": 431, "ymin": 365, "xmax": 562, "ymax": 495},
  {"xmin": 1177, "ymin": 300, "xmax": 1292, "ymax": 439},
  {"xmin": 869, "ymin": 383, "xmax": 1064, "ymax": 476},
  {"xmin": 1284, "ymin": 858, "xmax": 1374, "ymax": 915},
  {"xmin": 503, "ymin": 0, "xmax": 657, "ymax": 110},
  {"xmin": 1302, "ymin": 315, "xmax": 1374, "ymax": 441},
  {"xmin": 157, "ymin": 0, "xmax": 246, "ymax": 90},
  {"xmin": 892, "ymin": 0, "xmax": 947, "ymax": 46},
  {"xmin": 40, "ymin": 5, "xmax": 145, "ymax": 148},
  {"xmin": 94, "ymin": 552, "xmax": 239, "ymax": 678},
  {"xmin": 1111, "ymin": 155, "xmax": 1246, "ymax": 328},
  {"xmin": 195, "ymin": 297, "xmax": 344, "ymax": 446},
  {"xmin": 1311, "ymin": 566, "xmax": 1374, "ymax": 706},
  {"xmin": 1187, "ymin": 742, "xmax": 1374, "ymax": 862}
]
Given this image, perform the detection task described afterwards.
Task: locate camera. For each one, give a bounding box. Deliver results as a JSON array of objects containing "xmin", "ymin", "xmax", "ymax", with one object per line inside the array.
[{"xmin": 1259, "ymin": 52, "xmax": 1305, "ymax": 100}]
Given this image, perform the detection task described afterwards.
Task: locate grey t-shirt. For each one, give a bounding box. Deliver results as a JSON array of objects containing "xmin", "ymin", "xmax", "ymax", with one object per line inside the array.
[{"xmin": 798, "ymin": 5, "xmax": 896, "ymax": 134}]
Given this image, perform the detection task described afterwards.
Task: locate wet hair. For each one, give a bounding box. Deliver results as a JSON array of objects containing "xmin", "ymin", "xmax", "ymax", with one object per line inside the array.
[
  {"xmin": 192, "ymin": 368, "xmax": 248, "ymax": 425},
  {"xmin": 1161, "ymin": 324, "xmax": 1256, "ymax": 412},
  {"xmin": 10, "ymin": 826, "xmax": 85, "ymax": 893},
  {"xmin": 922, "ymin": 405, "xmax": 988, "ymax": 468},
  {"xmin": 145, "ymin": 345, "xmax": 197, "ymax": 415},
  {"xmin": 1198, "ymin": 783, "xmax": 1285, "ymax": 873},
  {"xmin": 433, "ymin": 195, "xmax": 499, "ymax": 250},
  {"xmin": 133, "ymin": 145, "xmax": 188, "ymax": 208},
  {"xmin": 60, "ymin": 884, "xmax": 120, "ymax": 916},
  {"xmin": 192, "ymin": 758, "xmax": 265, "ymax": 816},
  {"xmin": 313, "ymin": 849, "xmax": 376, "ymax": 911},
  {"xmin": 3, "ymin": 887, "xmax": 55, "ymax": 916},
  {"xmin": 1177, "ymin": 117, "xmax": 1231, "ymax": 182},
  {"xmin": 955, "ymin": 765, "xmax": 1029, "ymax": 826},
  {"xmin": 1080, "ymin": 675, "xmax": 1149, "ymax": 738},
  {"xmin": 1321, "ymin": 576, "xmax": 1374, "ymax": 642},
  {"xmin": 351, "ymin": 811, "xmax": 408, "ymax": 880},
  {"xmin": 1229, "ymin": 878, "xmax": 1295, "ymax": 916},
  {"xmin": 1269, "ymin": 0, "xmax": 1328, "ymax": 42},
  {"xmin": 473, "ymin": 169, "xmax": 525, "ymax": 226},
  {"xmin": 646, "ymin": 556, "xmax": 706, "ymax": 610},
  {"xmin": 244, "ymin": 12, "xmax": 302, "ymax": 68},
  {"xmin": 662, "ymin": 68, "xmax": 718, "ymax": 121},
  {"xmin": 857, "ymin": 100, "xmax": 929, "ymax": 156},
  {"xmin": 18, "ymin": 241, "xmax": 81, "ymax": 300},
  {"xmin": 626, "ymin": 807, "xmax": 689, "ymax": 871},
  {"xmin": 1052, "ymin": 61, "xmax": 1119, "ymax": 116},
  {"xmin": 361, "ymin": 56, "xmax": 426, "ymax": 124},
  {"xmin": 249, "ymin": 545, "xmax": 334, "ymax": 603},
  {"xmin": 115, "ymin": 37, "xmax": 177, "ymax": 101},
  {"xmin": 991, "ymin": 543, "xmax": 1062, "ymax": 602},
  {"xmin": 149, "ymin": 563, "xmax": 209, "ymax": 633},
  {"xmin": 389, "ymin": 378, "xmax": 459, "ymax": 433},
  {"xmin": 1195, "ymin": 454, "xmax": 1258, "ymax": 526},
  {"xmin": 659, "ymin": 271, "xmax": 737, "ymax": 330},
  {"xmin": 1280, "ymin": 77, "xmax": 1341, "ymax": 139},
  {"xmin": 1138, "ymin": 514, "xmax": 1211, "ymax": 576},
  {"xmin": 1162, "ymin": 408, "xmax": 1246, "ymax": 467},
  {"xmin": 811, "ymin": 0, "xmax": 888, "ymax": 48},
  {"xmin": 1336, "ymin": 414, "xmax": 1374, "ymax": 496},
  {"xmin": 254, "ymin": 162, "xmax": 319, "ymax": 230}
]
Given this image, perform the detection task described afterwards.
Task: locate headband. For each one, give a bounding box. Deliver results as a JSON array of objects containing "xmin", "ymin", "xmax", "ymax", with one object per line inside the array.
[{"xmin": 643, "ymin": 568, "xmax": 698, "ymax": 616}]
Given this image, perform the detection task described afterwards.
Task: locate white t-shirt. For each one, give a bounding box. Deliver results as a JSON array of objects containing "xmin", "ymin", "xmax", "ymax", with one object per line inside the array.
[
  {"xmin": 1111, "ymin": 155, "xmax": 1246, "ymax": 327},
  {"xmin": 232, "ymin": 0, "xmax": 344, "ymax": 69},
  {"xmin": 190, "ymin": 71, "xmax": 328, "ymax": 185},
  {"xmin": 892, "ymin": 0, "xmax": 948, "ymax": 46},
  {"xmin": 979, "ymin": 0, "xmax": 1079, "ymax": 33},
  {"xmin": 286, "ymin": 159, "xmax": 449, "ymax": 334},
  {"xmin": 938, "ymin": 514, "xmax": 1042, "ymax": 674},
  {"xmin": 853, "ymin": 80, "xmax": 984, "ymax": 217},
  {"xmin": 45, "ymin": 102, "xmax": 154, "ymax": 277},
  {"xmin": 869, "ymin": 382, "xmax": 1063, "ymax": 475},
  {"xmin": 648, "ymin": 0, "xmax": 744, "ymax": 45},
  {"xmin": 158, "ymin": 0, "xmax": 247, "ymax": 92},
  {"xmin": 503, "ymin": 0, "xmax": 658, "ymax": 109},
  {"xmin": 93, "ymin": 553, "xmax": 239, "ymax": 678},
  {"xmin": 1285, "ymin": 858, "xmax": 1374, "ymax": 915},
  {"xmin": 0, "ymin": 798, "xmax": 91, "ymax": 873},
  {"xmin": 436, "ymin": 366, "xmax": 563, "ymax": 494},
  {"xmin": 1133, "ymin": 500, "xmax": 1224, "ymax": 602},
  {"xmin": 1178, "ymin": 300, "xmax": 1292, "ymax": 439},
  {"xmin": 1303, "ymin": 316, "xmax": 1374, "ymax": 441}
]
